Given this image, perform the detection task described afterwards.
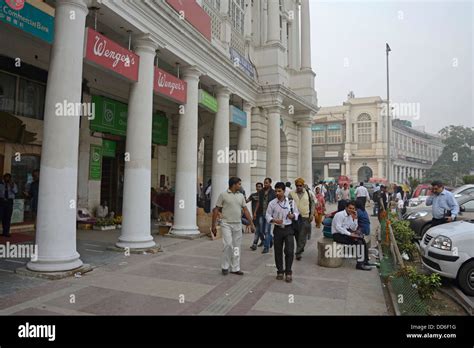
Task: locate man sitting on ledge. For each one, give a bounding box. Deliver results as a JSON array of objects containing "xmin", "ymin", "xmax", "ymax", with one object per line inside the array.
[{"xmin": 331, "ymin": 200, "xmax": 374, "ymax": 271}]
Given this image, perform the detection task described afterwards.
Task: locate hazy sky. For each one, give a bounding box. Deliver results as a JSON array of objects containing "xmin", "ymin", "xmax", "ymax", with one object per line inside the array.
[{"xmin": 310, "ymin": 0, "xmax": 473, "ymax": 134}]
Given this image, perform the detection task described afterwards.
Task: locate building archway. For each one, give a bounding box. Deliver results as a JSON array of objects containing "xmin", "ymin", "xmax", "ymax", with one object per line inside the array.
[{"xmin": 357, "ymin": 166, "xmax": 373, "ymax": 183}]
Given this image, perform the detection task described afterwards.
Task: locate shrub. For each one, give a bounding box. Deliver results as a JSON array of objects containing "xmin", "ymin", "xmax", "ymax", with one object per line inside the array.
[
  {"xmin": 391, "ymin": 219, "xmax": 418, "ymax": 258},
  {"xmin": 397, "ymin": 266, "xmax": 442, "ymax": 300}
]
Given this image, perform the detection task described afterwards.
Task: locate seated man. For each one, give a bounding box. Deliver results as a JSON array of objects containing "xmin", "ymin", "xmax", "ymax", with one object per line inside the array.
[{"xmin": 331, "ymin": 200, "xmax": 374, "ymax": 271}]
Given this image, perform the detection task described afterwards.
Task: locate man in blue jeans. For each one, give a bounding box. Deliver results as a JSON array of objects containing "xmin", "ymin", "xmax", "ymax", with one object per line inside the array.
[
  {"xmin": 253, "ymin": 177, "xmax": 276, "ymax": 254},
  {"xmin": 249, "ymin": 182, "xmax": 264, "ymax": 250}
]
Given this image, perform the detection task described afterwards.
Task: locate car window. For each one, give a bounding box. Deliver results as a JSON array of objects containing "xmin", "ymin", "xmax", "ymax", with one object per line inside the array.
[
  {"xmin": 461, "ymin": 199, "xmax": 474, "ymax": 212},
  {"xmin": 461, "ymin": 188, "xmax": 474, "ymax": 195}
]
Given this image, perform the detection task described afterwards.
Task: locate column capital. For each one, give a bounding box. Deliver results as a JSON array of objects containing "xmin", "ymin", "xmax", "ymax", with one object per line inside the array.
[
  {"xmin": 243, "ymin": 101, "xmax": 253, "ymax": 112},
  {"xmin": 216, "ymin": 86, "xmax": 231, "ymax": 98},
  {"xmin": 132, "ymin": 33, "xmax": 160, "ymax": 54},
  {"xmin": 297, "ymin": 120, "xmax": 312, "ymax": 128},
  {"xmin": 264, "ymin": 104, "xmax": 284, "ymax": 114},
  {"xmin": 181, "ymin": 66, "xmax": 202, "ymax": 80},
  {"xmin": 58, "ymin": 0, "xmax": 90, "ymax": 12}
]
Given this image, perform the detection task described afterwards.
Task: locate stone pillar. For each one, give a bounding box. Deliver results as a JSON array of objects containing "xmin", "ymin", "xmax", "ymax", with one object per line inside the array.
[
  {"xmin": 267, "ymin": 0, "xmax": 280, "ymax": 44},
  {"xmin": 300, "ymin": 0, "xmax": 311, "ymax": 70},
  {"xmin": 266, "ymin": 105, "xmax": 282, "ymax": 181},
  {"xmin": 27, "ymin": 0, "xmax": 89, "ymax": 272},
  {"xmin": 299, "ymin": 121, "xmax": 313, "ymax": 185},
  {"xmin": 281, "ymin": 14, "xmax": 288, "ymax": 67},
  {"xmin": 323, "ymin": 164, "xmax": 329, "ymax": 179},
  {"xmin": 244, "ymin": 0, "xmax": 252, "ymax": 41},
  {"xmin": 116, "ymin": 36, "xmax": 158, "ymax": 249},
  {"xmin": 211, "ymin": 87, "xmax": 231, "ymax": 210},
  {"xmin": 236, "ymin": 102, "xmax": 252, "ymax": 198},
  {"xmin": 172, "ymin": 67, "xmax": 201, "ymax": 236},
  {"xmin": 341, "ymin": 163, "xmax": 346, "ymax": 176},
  {"xmin": 378, "ymin": 159, "xmax": 384, "ymax": 179}
]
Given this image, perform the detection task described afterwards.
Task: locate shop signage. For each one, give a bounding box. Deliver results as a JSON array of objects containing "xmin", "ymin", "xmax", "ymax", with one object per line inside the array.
[
  {"xmin": 325, "ymin": 151, "xmax": 338, "ymax": 158},
  {"xmin": 90, "ymin": 95, "xmax": 128, "ymax": 136},
  {"xmin": 89, "ymin": 145, "xmax": 102, "ymax": 181},
  {"xmin": 229, "ymin": 47, "xmax": 255, "ymax": 78},
  {"xmin": 327, "ymin": 123, "xmax": 342, "ymax": 130},
  {"xmin": 102, "ymin": 139, "xmax": 116, "ymax": 158},
  {"xmin": 84, "ymin": 27, "xmax": 139, "ymax": 82},
  {"xmin": 153, "ymin": 67, "xmax": 187, "ymax": 104},
  {"xmin": 152, "ymin": 112, "xmax": 168, "ymax": 145},
  {"xmin": 198, "ymin": 89, "xmax": 218, "ymax": 113},
  {"xmin": 165, "ymin": 0, "xmax": 211, "ymax": 41},
  {"xmin": 229, "ymin": 105, "xmax": 247, "ymax": 128},
  {"xmin": 328, "ymin": 163, "xmax": 340, "ymax": 170},
  {"xmin": 0, "ymin": 0, "xmax": 54, "ymax": 44}
]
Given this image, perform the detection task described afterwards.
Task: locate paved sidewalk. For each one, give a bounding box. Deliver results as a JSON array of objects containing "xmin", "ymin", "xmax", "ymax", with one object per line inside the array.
[{"xmin": 0, "ymin": 207, "xmax": 388, "ymax": 316}]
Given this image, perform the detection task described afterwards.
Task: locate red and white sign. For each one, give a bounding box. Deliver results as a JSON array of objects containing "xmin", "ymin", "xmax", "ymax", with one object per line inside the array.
[
  {"xmin": 153, "ymin": 67, "xmax": 187, "ymax": 104},
  {"xmin": 84, "ymin": 28, "xmax": 139, "ymax": 82},
  {"xmin": 165, "ymin": 0, "xmax": 211, "ymax": 41},
  {"xmin": 6, "ymin": 0, "xmax": 25, "ymax": 10}
]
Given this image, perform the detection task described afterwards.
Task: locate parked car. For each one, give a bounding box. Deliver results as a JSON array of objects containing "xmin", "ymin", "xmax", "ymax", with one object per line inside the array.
[
  {"xmin": 406, "ymin": 185, "xmax": 472, "ymax": 214},
  {"xmin": 403, "ymin": 194, "xmax": 474, "ymax": 238},
  {"xmin": 408, "ymin": 184, "xmax": 432, "ymax": 208},
  {"xmin": 452, "ymin": 184, "xmax": 474, "ymax": 198},
  {"xmin": 420, "ymin": 220, "xmax": 474, "ymax": 296}
]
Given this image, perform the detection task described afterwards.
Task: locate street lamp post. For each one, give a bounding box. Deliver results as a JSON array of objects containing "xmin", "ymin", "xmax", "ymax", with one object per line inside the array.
[{"xmin": 386, "ymin": 43, "xmax": 391, "ymax": 183}]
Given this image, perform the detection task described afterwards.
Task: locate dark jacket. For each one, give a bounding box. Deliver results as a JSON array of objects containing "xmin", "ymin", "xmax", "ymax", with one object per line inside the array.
[{"xmin": 257, "ymin": 188, "xmax": 276, "ymax": 216}]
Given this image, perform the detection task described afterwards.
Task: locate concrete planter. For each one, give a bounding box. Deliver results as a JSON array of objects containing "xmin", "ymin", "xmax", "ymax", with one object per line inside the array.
[{"xmin": 93, "ymin": 225, "xmax": 116, "ymax": 231}]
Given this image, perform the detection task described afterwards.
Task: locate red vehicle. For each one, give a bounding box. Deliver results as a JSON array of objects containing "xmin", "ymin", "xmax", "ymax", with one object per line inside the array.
[
  {"xmin": 412, "ymin": 184, "xmax": 432, "ymax": 199},
  {"xmin": 337, "ymin": 175, "xmax": 351, "ymax": 186}
]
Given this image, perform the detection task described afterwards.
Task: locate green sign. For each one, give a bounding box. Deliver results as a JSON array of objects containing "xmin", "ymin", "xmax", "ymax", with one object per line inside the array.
[
  {"xmin": 312, "ymin": 124, "xmax": 326, "ymax": 131},
  {"xmin": 90, "ymin": 95, "xmax": 128, "ymax": 136},
  {"xmin": 198, "ymin": 89, "xmax": 218, "ymax": 113},
  {"xmin": 89, "ymin": 145, "xmax": 102, "ymax": 181},
  {"xmin": 102, "ymin": 139, "xmax": 116, "ymax": 158},
  {"xmin": 327, "ymin": 123, "xmax": 341, "ymax": 130},
  {"xmin": 152, "ymin": 113, "xmax": 168, "ymax": 145},
  {"xmin": 0, "ymin": 0, "xmax": 54, "ymax": 44}
]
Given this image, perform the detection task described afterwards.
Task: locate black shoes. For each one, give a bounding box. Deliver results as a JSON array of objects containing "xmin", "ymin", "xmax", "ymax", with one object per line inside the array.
[
  {"xmin": 356, "ymin": 264, "xmax": 373, "ymax": 271},
  {"xmin": 285, "ymin": 274, "xmax": 293, "ymax": 283},
  {"xmin": 257, "ymin": 241, "xmax": 264, "ymax": 247},
  {"xmin": 250, "ymin": 244, "xmax": 257, "ymax": 251},
  {"xmin": 262, "ymin": 249, "xmax": 269, "ymax": 254},
  {"xmin": 276, "ymin": 273, "xmax": 284, "ymax": 280},
  {"xmin": 230, "ymin": 270, "xmax": 244, "ymax": 275},
  {"xmin": 296, "ymin": 255, "xmax": 302, "ymax": 261},
  {"xmin": 222, "ymin": 269, "xmax": 229, "ymax": 275}
]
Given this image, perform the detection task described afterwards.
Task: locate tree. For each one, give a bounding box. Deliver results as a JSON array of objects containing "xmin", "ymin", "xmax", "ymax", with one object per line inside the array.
[
  {"xmin": 425, "ymin": 126, "xmax": 474, "ymax": 187},
  {"xmin": 463, "ymin": 175, "xmax": 474, "ymax": 184}
]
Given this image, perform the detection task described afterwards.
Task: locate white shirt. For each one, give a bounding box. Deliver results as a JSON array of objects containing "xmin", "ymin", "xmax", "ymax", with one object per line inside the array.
[
  {"xmin": 331, "ymin": 210, "xmax": 358, "ymax": 236},
  {"xmin": 355, "ymin": 186, "xmax": 369, "ymax": 198},
  {"xmin": 266, "ymin": 197, "xmax": 300, "ymax": 226},
  {"xmin": 285, "ymin": 187, "xmax": 292, "ymax": 197},
  {"xmin": 397, "ymin": 199, "xmax": 404, "ymax": 209}
]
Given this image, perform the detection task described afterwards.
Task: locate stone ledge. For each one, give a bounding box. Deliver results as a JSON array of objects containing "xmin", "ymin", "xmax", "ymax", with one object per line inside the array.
[
  {"xmin": 15, "ymin": 264, "xmax": 93, "ymax": 280},
  {"xmin": 106, "ymin": 245, "xmax": 162, "ymax": 254},
  {"xmin": 162, "ymin": 232, "xmax": 209, "ymax": 240}
]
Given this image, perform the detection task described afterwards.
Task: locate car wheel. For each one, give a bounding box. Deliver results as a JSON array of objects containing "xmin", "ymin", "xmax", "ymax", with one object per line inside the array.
[
  {"xmin": 420, "ymin": 224, "xmax": 431, "ymax": 238},
  {"xmin": 457, "ymin": 260, "xmax": 474, "ymax": 297}
]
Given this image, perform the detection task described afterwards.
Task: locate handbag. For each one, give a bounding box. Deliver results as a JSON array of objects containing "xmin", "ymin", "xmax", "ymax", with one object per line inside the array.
[{"xmin": 288, "ymin": 199, "xmax": 299, "ymax": 234}]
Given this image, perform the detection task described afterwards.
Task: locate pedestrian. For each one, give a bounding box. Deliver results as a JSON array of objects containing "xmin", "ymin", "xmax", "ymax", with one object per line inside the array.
[
  {"xmin": 314, "ymin": 186, "xmax": 326, "ymax": 228},
  {"xmin": 425, "ymin": 180, "xmax": 459, "ymax": 229},
  {"xmin": 285, "ymin": 182, "xmax": 292, "ymax": 197},
  {"xmin": 266, "ymin": 182, "xmax": 299, "ymax": 282},
  {"xmin": 0, "ymin": 173, "xmax": 18, "ymax": 237},
  {"xmin": 372, "ymin": 184, "xmax": 380, "ymax": 216},
  {"xmin": 355, "ymin": 199, "xmax": 370, "ymax": 236},
  {"xmin": 355, "ymin": 182, "xmax": 370, "ymax": 207},
  {"xmin": 289, "ymin": 178, "xmax": 315, "ymax": 261},
  {"xmin": 204, "ymin": 179, "xmax": 212, "ymax": 213},
  {"xmin": 341, "ymin": 183, "xmax": 351, "ymax": 203},
  {"xmin": 328, "ymin": 181, "xmax": 334, "ymax": 204},
  {"xmin": 212, "ymin": 177, "xmax": 254, "ymax": 276},
  {"xmin": 249, "ymin": 182, "xmax": 264, "ymax": 250},
  {"xmin": 335, "ymin": 183, "xmax": 343, "ymax": 203},
  {"xmin": 377, "ymin": 185, "xmax": 389, "ymax": 241},
  {"xmin": 253, "ymin": 177, "xmax": 276, "ymax": 254},
  {"xmin": 349, "ymin": 183, "xmax": 356, "ymax": 201},
  {"xmin": 331, "ymin": 200, "xmax": 374, "ymax": 271},
  {"xmin": 25, "ymin": 169, "xmax": 39, "ymax": 221}
]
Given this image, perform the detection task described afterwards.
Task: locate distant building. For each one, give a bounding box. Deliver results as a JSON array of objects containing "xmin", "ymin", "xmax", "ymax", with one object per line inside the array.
[{"xmin": 313, "ymin": 96, "xmax": 444, "ymax": 184}]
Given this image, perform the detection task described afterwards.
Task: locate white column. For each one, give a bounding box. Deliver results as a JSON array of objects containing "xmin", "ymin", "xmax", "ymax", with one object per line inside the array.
[
  {"xmin": 267, "ymin": 0, "xmax": 280, "ymax": 44},
  {"xmin": 341, "ymin": 164, "xmax": 346, "ymax": 176},
  {"xmin": 323, "ymin": 164, "xmax": 329, "ymax": 179},
  {"xmin": 244, "ymin": 0, "xmax": 252, "ymax": 41},
  {"xmin": 211, "ymin": 87, "xmax": 231, "ymax": 210},
  {"xmin": 266, "ymin": 105, "xmax": 282, "ymax": 181},
  {"xmin": 293, "ymin": 1, "xmax": 301, "ymax": 69},
  {"xmin": 116, "ymin": 36, "xmax": 158, "ymax": 249},
  {"xmin": 299, "ymin": 121, "xmax": 313, "ymax": 185},
  {"xmin": 27, "ymin": 0, "xmax": 88, "ymax": 272},
  {"xmin": 378, "ymin": 159, "xmax": 384, "ymax": 179},
  {"xmin": 346, "ymin": 161, "xmax": 351, "ymax": 181},
  {"xmin": 300, "ymin": 0, "xmax": 311, "ymax": 70},
  {"xmin": 236, "ymin": 102, "xmax": 252, "ymax": 198},
  {"xmin": 281, "ymin": 15, "xmax": 288, "ymax": 67},
  {"xmin": 172, "ymin": 67, "xmax": 201, "ymax": 236}
]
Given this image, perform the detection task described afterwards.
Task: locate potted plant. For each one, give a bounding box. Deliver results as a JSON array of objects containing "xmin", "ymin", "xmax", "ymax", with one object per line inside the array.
[{"xmin": 93, "ymin": 217, "xmax": 116, "ymax": 230}]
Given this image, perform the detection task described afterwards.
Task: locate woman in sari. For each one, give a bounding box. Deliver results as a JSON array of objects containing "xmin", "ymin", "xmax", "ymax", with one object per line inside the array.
[{"xmin": 314, "ymin": 186, "xmax": 326, "ymax": 228}]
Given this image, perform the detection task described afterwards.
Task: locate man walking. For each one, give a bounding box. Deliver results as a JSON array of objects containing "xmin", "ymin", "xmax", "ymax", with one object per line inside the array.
[
  {"xmin": 253, "ymin": 178, "xmax": 276, "ymax": 254},
  {"xmin": 355, "ymin": 182, "xmax": 370, "ymax": 207},
  {"xmin": 289, "ymin": 178, "xmax": 315, "ymax": 261},
  {"xmin": 249, "ymin": 182, "xmax": 264, "ymax": 250},
  {"xmin": 426, "ymin": 180, "xmax": 459, "ymax": 229},
  {"xmin": 0, "ymin": 173, "xmax": 18, "ymax": 237},
  {"xmin": 212, "ymin": 177, "xmax": 255, "ymax": 276},
  {"xmin": 266, "ymin": 182, "xmax": 299, "ymax": 282},
  {"xmin": 372, "ymin": 184, "xmax": 380, "ymax": 216}
]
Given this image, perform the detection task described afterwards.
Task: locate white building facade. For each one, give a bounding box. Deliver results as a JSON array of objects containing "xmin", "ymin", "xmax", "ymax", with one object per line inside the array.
[
  {"xmin": 0, "ymin": 0, "xmax": 317, "ymax": 272},
  {"xmin": 313, "ymin": 96, "xmax": 443, "ymax": 184}
]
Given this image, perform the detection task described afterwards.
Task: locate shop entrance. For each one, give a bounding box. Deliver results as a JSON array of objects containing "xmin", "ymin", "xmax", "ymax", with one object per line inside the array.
[{"xmin": 100, "ymin": 140, "xmax": 125, "ymax": 215}]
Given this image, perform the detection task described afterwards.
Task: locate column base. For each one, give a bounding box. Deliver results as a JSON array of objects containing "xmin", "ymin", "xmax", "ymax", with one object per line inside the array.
[
  {"xmin": 170, "ymin": 225, "xmax": 200, "ymax": 236},
  {"xmin": 26, "ymin": 256, "xmax": 84, "ymax": 273},
  {"xmin": 19, "ymin": 263, "xmax": 92, "ymax": 280},
  {"xmin": 116, "ymin": 238, "xmax": 156, "ymax": 250}
]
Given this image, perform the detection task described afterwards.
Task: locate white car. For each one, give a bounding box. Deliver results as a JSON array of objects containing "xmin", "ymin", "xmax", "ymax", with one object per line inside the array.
[{"xmin": 420, "ymin": 220, "xmax": 474, "ymax": 296}]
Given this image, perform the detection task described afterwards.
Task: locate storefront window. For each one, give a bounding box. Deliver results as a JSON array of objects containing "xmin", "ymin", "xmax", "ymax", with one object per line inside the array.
[
  {"xmin": 17, "ymin": 78, "xmax": 46, "ymax": 120},
  {"xmin": 11, "ymin": 155, "xmax": 41, "ymax": 220},
  {"xmin": 0, "ymin": 71, "xmax": 16, "ymax": 113}
]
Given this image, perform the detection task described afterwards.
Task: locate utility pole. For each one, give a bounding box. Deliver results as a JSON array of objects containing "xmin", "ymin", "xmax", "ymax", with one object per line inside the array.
[{"xmin": 386, "ymin": 43, "xmax": 391, "ymax": 183}]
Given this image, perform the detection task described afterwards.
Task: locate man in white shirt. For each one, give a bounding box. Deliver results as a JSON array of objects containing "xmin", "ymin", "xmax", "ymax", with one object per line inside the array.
[
  {"xmin": 266, "ymin": 182, "xmax": 300, "ymax": 282},
  {"xmin": 284, "ymin": 182, "xmax": 292, "ymax": 198},
  {"xmin": 355, "ymin": 182, "xmax": 370, "ymax": 207},
  {"xmin": 331, "ymin": 201, "xmax": 373, "ymax": 271}
]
